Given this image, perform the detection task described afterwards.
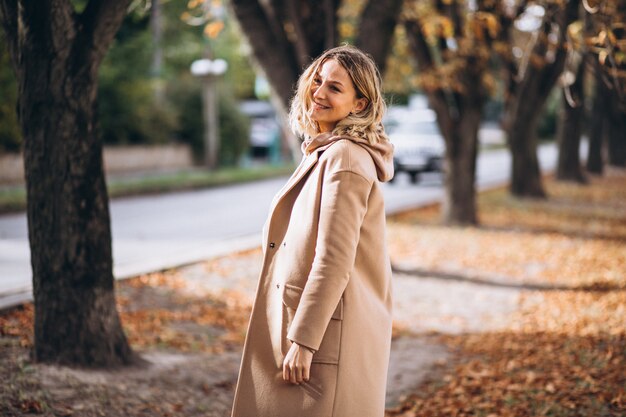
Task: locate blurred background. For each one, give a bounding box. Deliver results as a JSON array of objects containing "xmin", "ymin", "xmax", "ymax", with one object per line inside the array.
[{"xmin": 1, "ymin": 0, "xmax": 622, "ymax": 194}]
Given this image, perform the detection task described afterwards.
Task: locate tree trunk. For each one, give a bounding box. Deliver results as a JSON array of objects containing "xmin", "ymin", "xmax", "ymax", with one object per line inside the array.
[
  {"xmin": 441, "ymin": 110, "xmax": 481, "ymax": 225},
  {"xmin": 556, "ymin": 58, "xmax": 586, "ymax": 183},
  {"xmin": 228, "ymin": 0, "xmax": 301, "ymax": 111},
  {"xmin": 404, "ymin": 7, "xmax": 487, "ymax": 225},
  {"xmin": 1, "ymin": 0, "xmax": 136, "ymax": 367},
  {"xmin": 586, "ymin": 75, "xmax": 606, "ymax": 174},
  {"xmin": 355, "ymin": 0, "xmax": 403, "ymax": 74},
  {"xmin": 507, "ymin": 107, "xmax": 546, "ymax": 197},
  {"xmin": 607, "ymin": 102, "xmax": 626, "ymax": 167},
  {"xmin": 503, "ymin": 0, "xmax": 579, "ymax": 198}
]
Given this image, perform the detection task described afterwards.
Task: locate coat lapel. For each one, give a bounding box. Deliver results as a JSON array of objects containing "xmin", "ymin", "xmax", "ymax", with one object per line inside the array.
[{"xmin": 269, "ymin": 150, "xmax": 320, "ymax": 213}]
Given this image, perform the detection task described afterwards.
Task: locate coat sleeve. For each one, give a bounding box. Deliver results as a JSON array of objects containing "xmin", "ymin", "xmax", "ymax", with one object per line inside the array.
[{"xmin": 287, "ymin": 169, "xmax": 372, "ymax": 351}]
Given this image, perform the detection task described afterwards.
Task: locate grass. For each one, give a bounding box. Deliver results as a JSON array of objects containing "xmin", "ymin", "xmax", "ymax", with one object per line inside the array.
[
  {"xmin": 0, "ymin": 163, "xmax": 296, "ymax": 214},
  {"xmin": 0, "ymin": 186, "xmax": 24, "ymax": 213}
]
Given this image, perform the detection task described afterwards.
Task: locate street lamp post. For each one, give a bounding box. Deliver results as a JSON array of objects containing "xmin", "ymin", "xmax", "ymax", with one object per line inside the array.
[{"xmin": 190, "ymin": 58, "xmax": 228, "ymax": 170}]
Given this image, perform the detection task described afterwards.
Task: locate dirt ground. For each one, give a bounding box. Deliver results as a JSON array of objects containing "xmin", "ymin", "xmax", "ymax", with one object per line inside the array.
[{"xmin": 1, "ymin": 169, "xmax": 625, "ymax": 417}]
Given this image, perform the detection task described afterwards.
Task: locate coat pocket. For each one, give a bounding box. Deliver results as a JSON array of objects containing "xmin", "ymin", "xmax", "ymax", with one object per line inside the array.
[{"xmin": 281, "ymin": 283, "xmax": 343, "ymax": 365}]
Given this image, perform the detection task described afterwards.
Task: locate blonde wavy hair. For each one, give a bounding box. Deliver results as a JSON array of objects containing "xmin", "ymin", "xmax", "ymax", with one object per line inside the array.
[{"xmin": 288, "ymin": 45, "xmax": 388, "ymax": 145}]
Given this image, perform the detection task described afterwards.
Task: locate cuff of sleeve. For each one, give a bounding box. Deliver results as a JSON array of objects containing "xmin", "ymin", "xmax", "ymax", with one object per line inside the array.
[{"xmin": 289, "ymin": 338, "xmax": 317, "ymax": 354}]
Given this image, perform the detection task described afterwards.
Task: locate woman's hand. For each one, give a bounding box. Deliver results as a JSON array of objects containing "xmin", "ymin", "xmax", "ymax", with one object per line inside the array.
[{"xmin": 282, "ymin": 342, "xmax": 314, "ymax": 384}]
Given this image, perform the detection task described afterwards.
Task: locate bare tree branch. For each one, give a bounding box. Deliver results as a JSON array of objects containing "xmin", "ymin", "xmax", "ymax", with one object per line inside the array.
[
  {"xmin": 262, "ymin": 0, "xmax": 294, "ymax": 57},
  {"xmin": 356, "ymin": 0, "xmax": 403, "ymax": 74},
  {"xmin": 441, "ymin": 0, "xmax": 462, "ymax": 39},
  {"xmin": 299, "ymin": 0, "xmax": 337, "ymax": 63},
  {"xmin": 404, "ymin": 20, "xmax": 435, "ymax": 71},
  {"xmin": 229, "ymin": 0, "xmax": 300, "ymax": 108},
  {"xmin": 539, "ymin": 0, "xmax": 580, "ymax": 94},
  {"xmin": 404, "ymin": 19, "xmax": 455, "ymax": 134},
  {"xmin": 323, "ymin": 0, "xmax": 339, "ymax": 50},
  {"xmin": 75, "ymin": 0, "xmax": 132, "ymax": 70},
  {"xmin": 285, "ymin": 0, "xmax": 311, "ymax": 68}
]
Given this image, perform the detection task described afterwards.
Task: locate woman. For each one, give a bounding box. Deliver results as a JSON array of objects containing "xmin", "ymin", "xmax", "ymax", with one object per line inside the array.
[{"xmin": 231, "ymin": 45, "xmax": 394, "ymax": 417}]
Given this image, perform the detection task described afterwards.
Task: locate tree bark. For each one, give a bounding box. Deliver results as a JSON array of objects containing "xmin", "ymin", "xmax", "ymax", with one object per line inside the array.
[
  {"xmin": 404, "ymin": 12, "xmax": 486, "ymax": 225},
  {"xmin": 0, "ymin": 0, "xmax": 136, "ymax": 367},
  {"xmin": 355, "ymin": 0, "xmax": 403, "ymax": 74},
  {"xmin": 440, "ymin": 108, "xmax": 481, "ymax": 225},
  {"xmin": 229, "ymin": 0, "xmax": 301, "ymax": 111},
  {"xmin": 607, "ymin": 97, "xmax": 626, "ymax": 167},
  {"xmin": 556, "ymin": 56, "xmax": 586, "ymax": 183},
  {"xmin": 508, "ymin": 103, "xmax": 545, "ymax": 197},
  {"xmin": 586, "ymin": 74, "xmax": 606, "ymax": 174}
]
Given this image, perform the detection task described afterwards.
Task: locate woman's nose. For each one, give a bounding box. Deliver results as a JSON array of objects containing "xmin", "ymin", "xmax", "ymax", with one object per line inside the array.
[{"xmin": 313, "ymin": 85, "xmax": 325, "ymax": 99}]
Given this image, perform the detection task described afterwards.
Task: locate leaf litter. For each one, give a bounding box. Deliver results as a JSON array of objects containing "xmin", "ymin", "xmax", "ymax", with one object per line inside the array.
[{"xmin": 385, "ymin": 169, "xmax": 626, "ymax": 417}]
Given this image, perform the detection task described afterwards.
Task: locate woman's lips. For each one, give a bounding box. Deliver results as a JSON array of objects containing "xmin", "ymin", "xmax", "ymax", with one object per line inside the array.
[{"xmin": 313, "ymin": 102, "xmax": 330, "ymax": 110}]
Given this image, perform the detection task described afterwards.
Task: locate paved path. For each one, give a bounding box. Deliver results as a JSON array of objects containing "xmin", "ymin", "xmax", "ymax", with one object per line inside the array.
[{"xmin": 0, "ymin": 144, "xmax": 559, "ymax": 309}]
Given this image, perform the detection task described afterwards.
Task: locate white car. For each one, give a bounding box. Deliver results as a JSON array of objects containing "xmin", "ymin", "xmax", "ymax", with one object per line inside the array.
[{"xmin": 386, "ymin": 114, "xmax": 445, "ymax": 184}]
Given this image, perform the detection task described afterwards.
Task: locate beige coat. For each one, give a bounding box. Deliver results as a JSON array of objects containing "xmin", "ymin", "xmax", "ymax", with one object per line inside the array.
[{"xmin": 231, "ymin": 133, "xmax": 394, "ymax": 417}]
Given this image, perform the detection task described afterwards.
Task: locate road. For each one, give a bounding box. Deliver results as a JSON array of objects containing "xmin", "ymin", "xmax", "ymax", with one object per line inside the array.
[{"xmin": 0, "ymin": 144, "xmax": 559, "ymax": 308}]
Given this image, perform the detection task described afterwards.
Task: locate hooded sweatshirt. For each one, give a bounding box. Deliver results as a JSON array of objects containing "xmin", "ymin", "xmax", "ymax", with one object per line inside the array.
[{"xmin": 301, "ymin": 132, "xmax": 395, "ymax": 183}]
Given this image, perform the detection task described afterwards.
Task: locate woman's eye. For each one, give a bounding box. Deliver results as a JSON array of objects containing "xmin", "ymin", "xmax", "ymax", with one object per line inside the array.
[
  {"xmin": 313, "ymin": 78, "xmax": 321, "ymax": 85},
  {"xmin": 331, "ymin": 86, "xmax": 340, "ymax": 92}
]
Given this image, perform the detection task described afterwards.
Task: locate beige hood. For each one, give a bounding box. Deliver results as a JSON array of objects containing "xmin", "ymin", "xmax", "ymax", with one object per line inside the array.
[{"xmin": 302, "ymin": 133, "xmax": 395, "ymax": 182}]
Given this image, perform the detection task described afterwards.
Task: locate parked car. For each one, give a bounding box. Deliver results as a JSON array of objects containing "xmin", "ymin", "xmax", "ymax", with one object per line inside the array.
[
  {"xmin": 249, "ymin": 117, "xmax": 280, "ymax": 158},
  {"xmin": 239, "ymin": 100, "xmax": 281, "ymax": 160},
  {"xmin": 386, "ymin": 112, "xmax": 445, "ymax": 184}
]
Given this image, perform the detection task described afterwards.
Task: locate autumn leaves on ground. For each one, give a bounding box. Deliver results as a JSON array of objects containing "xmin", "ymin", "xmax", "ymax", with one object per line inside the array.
[
  {"xmin": 385, "ymin": 170, "xmax": 626, "ymax": 417},
  {"xmin": 1, "ymin": 170, "xmax": 625, "ymax": 416}
]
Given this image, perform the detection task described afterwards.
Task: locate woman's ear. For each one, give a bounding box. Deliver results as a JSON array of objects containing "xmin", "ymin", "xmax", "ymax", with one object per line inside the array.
[{"xmin": 353, "ymin": 98, "xmax": 368, "ymax": 114}]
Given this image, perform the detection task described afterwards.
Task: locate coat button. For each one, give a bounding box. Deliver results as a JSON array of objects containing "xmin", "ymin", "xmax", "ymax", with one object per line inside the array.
[
  {"xmin": 276, "ymin": 283, "xmax": 280, "ymax": 289},
  {"xmin": 269, "ymin": 242, "xmax": 275, "ymax": 248}
]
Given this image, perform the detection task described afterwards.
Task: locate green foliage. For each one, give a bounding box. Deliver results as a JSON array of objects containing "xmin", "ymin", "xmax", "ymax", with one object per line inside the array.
[
  {"xmin": 167, "ymin": 75, "xmax": 250, "ymax": 166},
  {"xmin": 212, "ymin": 19, "xmax": 256, "ymax": 99},
  {"xmin": 96, "ymin": 1, "xmax": 253, "ymax": 163},
  {"xmin": 167, "ymin": 75, "xmax": 204, "ymax": 158},
  {"xmin": 98, "ymin": 12, "xmax": 177, "ymax": 145},
  {"xmin": 218, "ymin": 90, "xmax": 250, "ymax": 166},
  {"xmin": 0, "ymin": 34, "xmax": 20, "ymax": 152},
  {"xmin": 0, "ymin": 1, "xmax": 255, "ymax": 163},
  {"xmin": 98, "ymin": 77, "xmax": 178, "ymax": 145},
  {"xmin": 160, "ymin": 0, "xmax": 255, "ymax": 99},
  {"xmin": 536, "ymin": 87, "xmax": 561, "ymax": 139}
]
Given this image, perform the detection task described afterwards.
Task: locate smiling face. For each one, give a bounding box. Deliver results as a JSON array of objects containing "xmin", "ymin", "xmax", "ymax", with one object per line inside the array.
[{"xmin": 310, "ymin": 59, "xmax": 367, "ymax": 133}]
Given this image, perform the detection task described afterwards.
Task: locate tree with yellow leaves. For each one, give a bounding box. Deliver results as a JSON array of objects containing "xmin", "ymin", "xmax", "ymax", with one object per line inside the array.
[
  {"xmin": 584, "ymin": 0, "xmax": 626, "ymax": 172},
  {"xmin": 402, "ymin": 0, "xmax": 502, "ymax": 224},
  {"xmin": 498, "ymin": 0, "xmax": 580, "ymax": 198}
]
